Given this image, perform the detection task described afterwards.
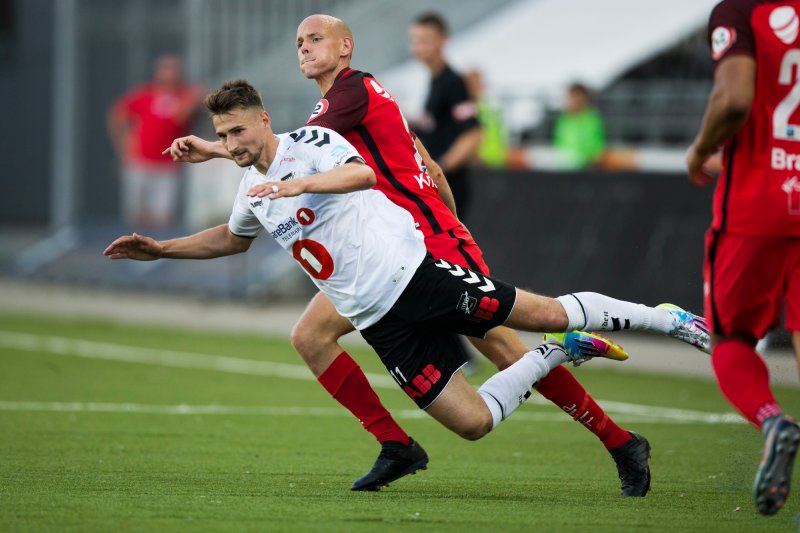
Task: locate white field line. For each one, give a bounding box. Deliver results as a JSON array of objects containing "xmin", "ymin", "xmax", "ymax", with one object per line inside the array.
[
  {"xmin": 0, "ymin": 330, "xmax": 745, "ymax": 425},
  {"xmin": 0, "ymin": 401, "xmax": 745, "ymax": 424},
  {"xmin": 0, "ymin": 330, "xmax": 398, "ymax": 387}
]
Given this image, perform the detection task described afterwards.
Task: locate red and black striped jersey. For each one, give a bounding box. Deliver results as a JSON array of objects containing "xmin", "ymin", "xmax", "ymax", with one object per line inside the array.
[
  {"xmin": 709, "ymin": 0, "xmax": 800, "ymax": 236},
  {"xmin": 306, "ymin": 68, "xmax": 461, "ymax": 237}
]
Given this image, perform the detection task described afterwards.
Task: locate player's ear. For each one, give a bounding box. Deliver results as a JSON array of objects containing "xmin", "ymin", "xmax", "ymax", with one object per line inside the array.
[
  {"xmin": 341, "ymin": 37, "xmax": 354, "ymax": 59},
  {"xmin": 260, "ymin": 110, "xmax": 271, "ymax": 128}
]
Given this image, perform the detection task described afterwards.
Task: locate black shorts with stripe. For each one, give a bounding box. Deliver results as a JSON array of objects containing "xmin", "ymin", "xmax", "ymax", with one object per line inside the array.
[{"xmin": 360, "ymin": 253, "xmax": 517, "ymax": 408}]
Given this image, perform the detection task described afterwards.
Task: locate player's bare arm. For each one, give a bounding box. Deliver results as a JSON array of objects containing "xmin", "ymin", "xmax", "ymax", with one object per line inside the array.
[
  {"xmin": 247, "ymin": 161, "xmax": 376, "ymax": 199},
  {"xmin": 414, "ymin": 136, "xmax": 458, "ymax": 216},
  {"xmin": 162, "ymin": 135, "xmax": 231, "ymax": 163},
  {"xmin": 104, "ymin": 224, "xmax": 252, "ymax": 261},
  {"xmin": 687, "ymin": 55, "xmax": 756, "ymax": 187}
]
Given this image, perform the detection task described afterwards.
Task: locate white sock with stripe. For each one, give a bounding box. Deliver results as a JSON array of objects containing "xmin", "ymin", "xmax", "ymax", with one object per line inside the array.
[
  {"xmin": 556, "ymin": 292, "xmax": 673, "ymax": 334},
  {"xmin": 477, "ymin": 344, "xmax": 568, "ymax": 429}
]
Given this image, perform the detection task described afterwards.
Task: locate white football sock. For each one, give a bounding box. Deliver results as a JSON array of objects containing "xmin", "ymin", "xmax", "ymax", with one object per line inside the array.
[
  {"xmin": 556, "ymin": 292, "xmax": 673, "ymax": 334},
  {"xmin": 477, "ymin": 344, "xmax": 568, "ymax": 429}
]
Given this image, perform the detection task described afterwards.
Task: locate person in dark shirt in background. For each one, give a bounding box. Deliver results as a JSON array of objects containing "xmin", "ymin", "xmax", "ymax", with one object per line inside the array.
[{"xmin": 409, "ymin": 12, "xmax": 482, "ymax": 219}]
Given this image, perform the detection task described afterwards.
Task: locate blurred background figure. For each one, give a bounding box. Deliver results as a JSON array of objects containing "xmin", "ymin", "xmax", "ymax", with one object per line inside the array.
[
  {"xmin": 552, "ymin": 82, "xmax": 606, "ymax": 170},
  {"xmin": 408, "ymin": 12, "xmax": 482, "ymax": 219},
  {"xmin": 107, "ymin": 54, "xmax": 203, "ymax": 229},
  {"xmin": 464, "ymin": 69, "xmax": 509, "ymax": 169}
]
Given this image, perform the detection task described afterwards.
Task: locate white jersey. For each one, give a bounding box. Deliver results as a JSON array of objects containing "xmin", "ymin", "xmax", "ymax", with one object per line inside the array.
[{"xmin": 228, "ymin": 126, "xmax": 426, "ymax": 329}]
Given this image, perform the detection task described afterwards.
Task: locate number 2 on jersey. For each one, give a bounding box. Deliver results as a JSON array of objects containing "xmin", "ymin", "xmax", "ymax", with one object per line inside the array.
[
  {"xmin": 292, "ymin": 239, "xmax": 334, "ymax": 280},
  {"xmin": 774, "ymin": 49, "xmax": 800, "ymax": 140}
]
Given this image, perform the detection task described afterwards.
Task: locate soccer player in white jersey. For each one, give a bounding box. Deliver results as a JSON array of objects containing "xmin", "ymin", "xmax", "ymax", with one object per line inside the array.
[{"xmin": 105, "ymin": 80, "xmax": 710, "ymax": 453}]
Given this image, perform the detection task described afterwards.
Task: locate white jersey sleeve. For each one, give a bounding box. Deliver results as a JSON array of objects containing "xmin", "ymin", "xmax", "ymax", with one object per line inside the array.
[{"xmin": 227, "ymin": 174, "xmax": 262, "ymax": 238}]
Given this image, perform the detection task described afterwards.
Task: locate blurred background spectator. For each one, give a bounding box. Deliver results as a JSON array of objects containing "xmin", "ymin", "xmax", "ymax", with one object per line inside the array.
[
  {"xmin": 552, "ymin": 82, "xmax": 606, "ymax": 170},
  {"xmin": 408, "ymin": 11, "xmax": 482, "ymax": 219},
  {"xmin": 464, "ymin": 69, "xmax": 509, "ymax": 169},
  {"xmin": 107, "ymin": 54, "xmax": 203, "ymax": 229}
]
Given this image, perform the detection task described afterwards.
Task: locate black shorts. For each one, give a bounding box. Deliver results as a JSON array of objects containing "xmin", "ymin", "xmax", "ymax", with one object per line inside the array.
[{"xmin": 361, "ymin": 254, "xmax": 517, "ymax": 409}]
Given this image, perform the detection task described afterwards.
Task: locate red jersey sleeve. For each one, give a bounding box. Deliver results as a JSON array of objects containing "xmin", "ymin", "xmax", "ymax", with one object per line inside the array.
[
  {"xmin": 709, "ymin": 0, "xmax": 756, "ymax": 65},
  {"xmin": 306, "ymin": 70, "xmax": 369, "ymax": 134}
]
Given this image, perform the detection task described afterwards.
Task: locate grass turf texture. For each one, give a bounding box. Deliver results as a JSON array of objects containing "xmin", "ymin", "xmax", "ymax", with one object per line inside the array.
[{"xmin": 1, "ymin": 312, "xmax": 799, "ymax": 531}]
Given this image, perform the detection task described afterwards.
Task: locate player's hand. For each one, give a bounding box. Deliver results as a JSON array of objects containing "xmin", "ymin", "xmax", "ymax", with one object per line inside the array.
[
  {"xmin": 162, "ymin": 135, "xmax": 220, "ymax": 163},
  {"xmin": 103, "ymin": 233, "xmax": 163, "ymax": 261},
  {"xmin": 247, "ymin": 180, "xmax": 307, "ymax": 200},
  {"xmin": 686, "ymin": 144, "xmax": 717, "ymax": 187}
]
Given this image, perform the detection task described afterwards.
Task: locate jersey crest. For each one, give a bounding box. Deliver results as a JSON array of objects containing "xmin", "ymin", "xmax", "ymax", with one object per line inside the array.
[
  {"xmin": 309, "ymin": 99, "xmax": 330, "ymax": 121},
  {"xmin": 770, "ymin": 6, "xmax": 799, "ymax": 44},
  {"xmin": 712, "ymin": 26, "xmax": 736, "ymax": 60}
]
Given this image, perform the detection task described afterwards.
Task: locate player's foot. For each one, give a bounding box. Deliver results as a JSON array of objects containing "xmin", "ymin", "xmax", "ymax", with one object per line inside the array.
[
  {"xmin": 754, "ymin": 415, "xmax": 800, "ymax": 515},
  {"xmin": 657, "ymin": 303, "xmax": 710, "ymax": 354},
  {"xmin": 543, "ymin": 330, "xmax": 628, "ymax": 366},
  {"xmin": 350, "ymin": 438, "xmax": 428, "ymax": 491},
  {"xmin": 610, "ymin": 431, "xmax": 651, "ymax": 497}
]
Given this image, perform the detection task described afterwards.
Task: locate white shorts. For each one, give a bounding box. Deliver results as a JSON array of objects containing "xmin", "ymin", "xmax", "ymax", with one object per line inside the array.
[{"xmin": 122, "ymin": 165, "xmax": 179, "ymax": 227}]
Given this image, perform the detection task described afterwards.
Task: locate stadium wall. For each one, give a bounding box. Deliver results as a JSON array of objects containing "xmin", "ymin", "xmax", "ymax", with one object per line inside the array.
[{"xmin": 463, "ymin": 170, "xmax": 713, "ymax": 313}]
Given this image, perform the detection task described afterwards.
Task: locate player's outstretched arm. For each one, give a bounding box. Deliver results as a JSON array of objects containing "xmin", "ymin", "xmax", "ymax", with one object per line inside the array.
[
  {"xmin": 162, "ymin": 135, "xmax": 231, "ymax": 163},
  {"xmin": 687, "ymin": 55, "xmax": 755, "ymax": 187},
  {"xmin": 104, "ymin": 224, "xmax": 252, "ymax": 261},
  {"xmin": 248, "ymin": 162, "xmax": 376, "ymax": 199}
]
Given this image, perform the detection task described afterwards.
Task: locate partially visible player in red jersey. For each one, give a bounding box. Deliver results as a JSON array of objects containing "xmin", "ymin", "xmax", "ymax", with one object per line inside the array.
[
  {"xmin": 687, "ymin": 0, "xmax": 800, "ymax": 516},
  {"xmin": 167, "ymin": 14, "xmax": 710, "ymax": 496}
]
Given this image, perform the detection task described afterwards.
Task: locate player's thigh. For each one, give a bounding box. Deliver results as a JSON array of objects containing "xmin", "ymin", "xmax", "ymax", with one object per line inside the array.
[
  {"xmin": 704, "ymin": 231, "xmax": 786, "ymax": 339},
  {"xmin": 503, "ymin": 289, "xmax": 568, "ymax": 333},
  {"xmin": 424, "ymin": 371, "xmax": 493, "ymax": 440},
  {"xmin": 425, "ymin": 228, "xmax": 530, "ymax": 368},
  {"xmin": 291, "ymin": 291, "xmax": 355, "ymax": 373},
  {"xmin": 469, "ymin": 326, "xmax": 530, "ymax": 370},
  {"xmin": 361, "ymin": 314, "xmax": 470, "ymax": 409},
  {"xmin": 391, "ymin": 254, "xmax": 516, "ymax": 338}
]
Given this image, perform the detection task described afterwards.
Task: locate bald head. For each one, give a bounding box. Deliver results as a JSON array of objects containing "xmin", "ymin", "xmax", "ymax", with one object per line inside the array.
[
  {"xmin": 296, "ymin": 14, "xmax": 355, "ymax": 88},
  {"xmin": 300, "ymin": 14, "xmax": 353, "ymax": 40}
]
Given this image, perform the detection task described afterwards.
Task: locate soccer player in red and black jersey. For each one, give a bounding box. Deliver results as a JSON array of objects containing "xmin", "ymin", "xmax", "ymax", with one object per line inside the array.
[
  {"xmin": 165, "ymin": 14, "xmax": 654, "ymax": 496},
  {"xmin": 687, "ymin": 0, "xmax": 800, "ymax": 515}
]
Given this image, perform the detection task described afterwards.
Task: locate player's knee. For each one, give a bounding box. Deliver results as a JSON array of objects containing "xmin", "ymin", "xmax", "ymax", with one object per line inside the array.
[
  {"xmin": 290, "ymin": 322, "xmax": 326, "ymax": 359},
  {"xmin": 492, "ymin": 354, "xmax": 516, "ymax": 371},
  {"xmin": 289, "ymin": 323, "xmax": 309, "ymax": 354},
  {"xmin": 456, "ymin": 412, "xmax": 493, "ymax": 441}
]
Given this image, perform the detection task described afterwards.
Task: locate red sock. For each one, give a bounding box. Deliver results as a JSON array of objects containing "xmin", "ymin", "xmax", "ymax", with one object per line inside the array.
[
  {"xmin": 536, "ymin": 365, "xmax": 632, "ymax": 451},
  {"xmin": 712, "ymin": 339, "xmax": 781, "ymax": 428},
  {"xmin": 318, "ymin": 352, "xmax": 410, "ymax": 445}
]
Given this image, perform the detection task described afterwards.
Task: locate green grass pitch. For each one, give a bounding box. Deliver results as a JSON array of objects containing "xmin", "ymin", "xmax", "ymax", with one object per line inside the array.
[{"xmin": 1, "ymin": 312, "xmax": 799, "ymax": 532}]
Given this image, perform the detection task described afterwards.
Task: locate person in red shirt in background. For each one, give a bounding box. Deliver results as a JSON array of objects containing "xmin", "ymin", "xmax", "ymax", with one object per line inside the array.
[
  {"xmin": 686, "ymin": 0, "xmax": 800, "ymax": 516},
  {"xmin": 108, "ymin": 54, "xmax": 203, "ymax": 229}
]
